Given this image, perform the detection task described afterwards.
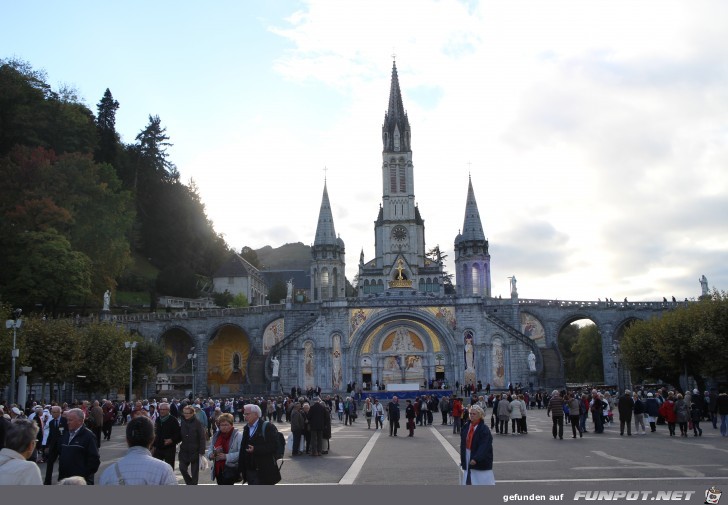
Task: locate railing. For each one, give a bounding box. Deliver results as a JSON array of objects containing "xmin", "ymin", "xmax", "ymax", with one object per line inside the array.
[
  {"xmin": 517, "ymin": 298, "xmax": 688, "ymax": 310},
  {"xmin": 108, "ymin": 304, "xmax": 287, "ymax": 323},
  {"xmin": 264, "ymin": 316, "xmax": 321, "ymax": 382}
]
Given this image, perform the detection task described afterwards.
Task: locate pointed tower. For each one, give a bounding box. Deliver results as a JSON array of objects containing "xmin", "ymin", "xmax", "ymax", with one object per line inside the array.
[
  {"xmin": 311, "ymin": 181, "xmax": 345, "ymax": 301},
  {"xmin": 358, "ymin": 60, "xmax": 443, "ymax": 297},
  {"xmin": 454, "ymin": 176, "xmax": 491, "ymax": 297}
]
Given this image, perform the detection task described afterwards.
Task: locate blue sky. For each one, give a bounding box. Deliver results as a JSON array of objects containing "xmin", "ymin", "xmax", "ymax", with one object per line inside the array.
[{"xmin": 3, "ymin": 0, "xmax": 727, "ymax": 301}]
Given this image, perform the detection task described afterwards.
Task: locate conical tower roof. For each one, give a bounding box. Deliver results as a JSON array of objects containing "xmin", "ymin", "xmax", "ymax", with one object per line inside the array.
[
  {"xmin": 314, "ymin": 181, "xmax": 337, "ymax": 246},
  {"xmin": 460, "ymin": 176, "xmax": 485, "ymax": 242}
]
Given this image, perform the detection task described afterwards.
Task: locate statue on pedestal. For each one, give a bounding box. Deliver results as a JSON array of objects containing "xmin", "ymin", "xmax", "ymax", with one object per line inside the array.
[
  {"xmin": 700, "ymin": 275, "xmax": 709, "ymax": 296},
  {"xmin": 528, "ymin": 351, "xmax": 537, "ymax": 372},
  {"xmin": 271, "ymin": 355, "xmax": 280, "ymax": 377},
  {"xmin": 103, "ymin": 290, "xmax": 110, "ymax": 311}
]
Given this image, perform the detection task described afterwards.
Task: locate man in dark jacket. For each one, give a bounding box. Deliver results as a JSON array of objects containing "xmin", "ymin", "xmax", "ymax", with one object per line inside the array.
[
  {"xmin": 153, "ymin": 402, "xmax": 182, "ymax": 469},
  {"xmin": 308, "ymin": 397, "xmax": 328, "ymax": 456},
  {"xmin": 618, "ymin": 389, "xmax": 635, "ymax": 436},
  {"xmin": 387, "ymin": 396, "xmax": 401, "ymax": 437},
  {"xmin": 43, "ymin": 405, "xmax": 68, "ymax": 485},
  {"xmin": 178, "ymin": 405, "xmax": 206, "ymax": 485},
  {"xmin": 546, "ymin": 390, "xmax": 565, "ymax": 440},
  {"xmin": 58, "ymin": 408, "xmax": 100, "ymax": 485},
  {"xmin": 290, "ymin": 402, "xmax": 305, "ymax": 456},
  {"xmin": 239, "ymin": 404, "xmax": 281, "ymax": 485}
]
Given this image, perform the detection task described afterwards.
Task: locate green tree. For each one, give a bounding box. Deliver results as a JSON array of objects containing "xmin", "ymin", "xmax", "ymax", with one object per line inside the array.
[
  {"xmin": 23, "ymin": 317, "xmax": 83, "ymax": 401},
  {"xmin": 558, "ymin": 323, "xmax": 580, "ymax": 381},
  {"xmin": 95, "ymin": 88, "xmax": 120, "ymax": 165},
  {"xmin": 76, "ymin": 323, "xmax": 128, "ymax": 396},
  {"xmin": 268, "ymin": 280, "xmax": 286, "ymax": 304},
  {"xmin": 134, "ymin": 114, "xmax": 177, "ymax": 182},
  {"xmin": 1, "ymin": 230, "xmax": 92, "ymax": 315},
  {"xmin": 156, "ymin": 263, "xmax": 199, "ymax": 298},
  {"xmin": 230, "ymin": 293, "xmax": 249, "ymax": 308},
  {"xmin": 132, "ymin": 339, "xmax": 164, "ymax": 395},
  {"xmin": 212, "ymin": 290, "xmax": 234, "ymax": 308},
  {"xmin": 571, "ymin": 324, "xmax": 604, "ymax": 383},
  {"xmin": 426, "ymin": 245, "xmax": 455, "ymax": 294}
]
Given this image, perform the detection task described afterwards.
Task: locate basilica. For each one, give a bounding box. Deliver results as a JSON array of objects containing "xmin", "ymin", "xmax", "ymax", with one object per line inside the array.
[{"xmin": 282, "ymin": 61, "xmax": 538, "ymax": 393}]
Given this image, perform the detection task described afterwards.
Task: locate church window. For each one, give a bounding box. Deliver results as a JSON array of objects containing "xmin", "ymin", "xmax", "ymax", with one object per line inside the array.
[
  {"xmin": 426, "ymin": 278, "xmax": 433, "ymax": 292},
  {"xmin": 419, "ymin": 278, "xmax": 426, "ymax": 292},
  {"xmin": 399, "ymin": 166, "xmax": 406, "ymax": 193},
  {"xmin": 394, "ymin": 129, "xmax": 400, "ymax": 151},
  {"xmin": 390, "ymin": 167, "xmax": 397, "ymax": 193}
]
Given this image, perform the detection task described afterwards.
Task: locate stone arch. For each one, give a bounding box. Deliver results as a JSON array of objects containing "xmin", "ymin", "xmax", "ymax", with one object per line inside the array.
[
  {"xmin": 206, "ymin": 323, "xmax": 251, "ymax": 396},
  {"xmin": 348, "ymin": 308, "xmax": 458, "ymax": 388},
  {"xmin": 159, "ymin": 326, "xmax": 195, "ymax": 373}
]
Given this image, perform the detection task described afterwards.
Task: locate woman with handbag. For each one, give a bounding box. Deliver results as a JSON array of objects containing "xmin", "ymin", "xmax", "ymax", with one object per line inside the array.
[{"xmin": 207, "ymin": 413, "xmax": 242, "ymax": 485}]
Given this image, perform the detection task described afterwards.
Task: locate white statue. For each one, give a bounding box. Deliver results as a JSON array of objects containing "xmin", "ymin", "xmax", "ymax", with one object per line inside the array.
[
  {"xmin": 464, "ymin": 338, "xmax": 474, "ymax": 371},
  {"xmin": 103, "ymin": 290, "xmax": 110, "ymax": 311},
  {"xmin": 271, "ymin": 355, "xmax": 280, "ymax": 377},
  {"xmin": 700, "ymin": 275, "xmax": 709, "ymax": 296},
  {"xmin": 510, "ymin": 275, "xmax": 518, "ymax": 296},
  {"xmin": 286, "ymin": 278, "xmax": 294, "ymax": 300},
  {"xmin": 528, "ymin": 351, "xmax": 537, "ymax": 372}
]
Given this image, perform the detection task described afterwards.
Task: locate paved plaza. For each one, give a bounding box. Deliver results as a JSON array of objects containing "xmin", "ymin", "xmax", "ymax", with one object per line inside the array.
[{"xmin": 40, "ymin": 409, "xmax": 728, "ymax": 486}]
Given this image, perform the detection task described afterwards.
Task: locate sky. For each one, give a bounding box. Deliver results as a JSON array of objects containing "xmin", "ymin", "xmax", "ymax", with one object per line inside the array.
[{"xmin": 3, "ymin": 0, "xmax": 727, "ymax": 302}]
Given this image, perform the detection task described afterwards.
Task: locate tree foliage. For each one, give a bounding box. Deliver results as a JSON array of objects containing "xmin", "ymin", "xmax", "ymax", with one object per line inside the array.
[
  {"xmin": 95, "ymin": 88, "xmax": 119, "ymax": 165},
  {"xmin": 426, "ymin": 245, "xmax": 455, "ymax": 294},
  {"xmin": 75, "ymin": 323, "xmax": 129, "ymax": 396},
  {"xmin": 571, "ymin": 324, "xmax": 604, "ymax": 383},
  {"xmin": 621, "ymin": 291, "xmax": 728, "ymax": 391}
]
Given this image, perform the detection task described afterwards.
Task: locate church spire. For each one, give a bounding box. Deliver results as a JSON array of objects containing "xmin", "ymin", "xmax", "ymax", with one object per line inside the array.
[
  {"xmin": 460, "ymin": 175, "xmax": 485, "ymax": 242},
  {"xmin": 314, "ymin": 181, "xmax": 337, "ymax": 246},
  {"xmin": 382, "ymin": 61, "xmax": 411, "ymax": 153}
]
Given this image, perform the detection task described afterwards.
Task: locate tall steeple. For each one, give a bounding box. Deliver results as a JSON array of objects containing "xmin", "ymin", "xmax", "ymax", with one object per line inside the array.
[
  {"xmin": 382, "ymin": 61, "xmax": 411, "ymax": 153},
  {"xmin": 454, "ymin": 176, "xmax": 490, "ymax": 297},
  {"xmin": 311, "ymin": 180, "xmax": 345, "ymax": 301},
  {"xmin": 460, "ymin": 175, "xmax": 486, "ymax": 242},
  {"xmin": 314, "ymin": 181, "xmax": 337, "ymax": 246}
]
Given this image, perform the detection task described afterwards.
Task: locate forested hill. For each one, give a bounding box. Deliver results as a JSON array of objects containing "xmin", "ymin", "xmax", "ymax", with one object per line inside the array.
[
  {"xmin": 256, "ymin": 243, "xmax": 311, "ymax": 270},
  {"xmin": 0, "ymin": 58, "xmax": 230, "ymax": 315}
]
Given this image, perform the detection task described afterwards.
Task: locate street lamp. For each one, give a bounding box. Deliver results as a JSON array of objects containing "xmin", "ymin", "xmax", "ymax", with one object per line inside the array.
[
  {"xmin": 187, "ymin": 347, "xmax": 197, "ymax": 398},
  {"xmin": 5, "ymin": 308, "xmax": 22, "ymax": 405},
  {"xmin": 125, "ymin": 341, "xmax": 137, "ymax": 401}
]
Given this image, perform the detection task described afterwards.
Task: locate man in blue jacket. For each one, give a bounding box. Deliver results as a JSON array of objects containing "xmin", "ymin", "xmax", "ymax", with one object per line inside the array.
[{"xmin": 58, "ymin": 408, "xmax": 100, "ymax": 484}]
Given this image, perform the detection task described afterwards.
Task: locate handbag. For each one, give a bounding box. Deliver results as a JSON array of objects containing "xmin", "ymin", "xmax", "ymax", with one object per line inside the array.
[{"xmin": 217, "ymin": 464, "xmax": 242, "ymax": 484}]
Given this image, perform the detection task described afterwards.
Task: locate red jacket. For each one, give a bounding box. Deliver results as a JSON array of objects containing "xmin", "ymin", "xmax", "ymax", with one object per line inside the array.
[
  {"xmin": 659, "ymin": 399, "xmax": 677, "ymax": 423},
  {"xmin": 452, "ymin": 400, "xmax": 463, "ymax": 418}
]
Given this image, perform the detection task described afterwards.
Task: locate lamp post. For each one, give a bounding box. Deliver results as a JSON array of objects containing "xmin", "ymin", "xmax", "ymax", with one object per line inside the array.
[
  {"xmin": 187, "ymin": 347, "xmax": 197, "ymax": 398},
  {"xmin": 125, "ymin": 341, "xmax": 137, "ymax": 401},
  {"xmin": 5, "ymin": 308, "xmax": 22, "ymax": 405}
]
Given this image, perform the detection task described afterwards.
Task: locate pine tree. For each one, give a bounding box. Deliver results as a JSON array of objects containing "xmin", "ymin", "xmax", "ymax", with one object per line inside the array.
[{"xmin": 95, "ymin": 88, "xmax": 119, "ymax": 165}]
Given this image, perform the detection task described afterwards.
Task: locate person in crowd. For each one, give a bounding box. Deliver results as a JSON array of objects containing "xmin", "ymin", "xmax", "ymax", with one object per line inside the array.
[
  {"xmin": 363, "ymin": 398, "xmax": 373, "ymax": 429},
  {"xmin": 567, "ymin": 393, "xmax": 582, "ymax": 438},
  {"xmin": 43, "ymin": 405, "xmax": 68, "ymax": 485},
  {"xmin": 717, "ymin": 390, "xmax": 728, "ymax": 436},
  {"xmin": 388, "ymin": 396, "xmax": 401, "ymax": 437},
  {"xmin": 290, "ymin": 402, "xmax": 304, "ymax": 456},
  {"xmin": 308, "ymin": 397, "xmax": 327, "ymax": 456},
  {"xmin": 58, "ymin": 408, "xmax": 100, "ymax": 485},
  {"xmin": 102, "ymin": 400, "xmax": 116, "ymax": 441},
  {"xmin": 98, "ymin": 416, "xmax": 177, "ymax": 485},
  {"xmin": 547, "ymin": 390, "xmax": 565, "ymax": 440},
  {"xmin": 207, "ymin": 413, "xmax": 243, "ymax": 485},
  {"xmin": 644, "ymin": 392, "xmax": 660, "ymax": 432},
  {"xmin": 238, "ymin": 404, "xmax": 282, "ymax": 485},
  {"xmin": 153, "ymin": 402, "xmax": 182, "ymax": 469},
  {"xmin": 673, "ymin": 393, "xmax": 690, "ymax": 437},
  {"xmin": 690, "ymin": 400, "xmax": 703, "ymax": 437},
  {"xmin": 659, "ymin": 392, "xmax": 677, "ymax": 436},
  {"xmin": 633, "ymin": 391, "xmax": 646, "ymax": 435},
  {"xmin": 439, "ymin": 395, "xmax": 450, "ymax": 425},
  {"xmin": 89, "ymin": 400, "xmax": 104, "ymax": 448},
  {"xmin": 373, "ymin": 398, "xmax": 384, "ymax": 430},
  {"xmin": 405, "ymin": 399, "xmax": 416, "ymax": 437},
  {"xmin": 509, "ymin": 393, "xmax": 524, "ymax": 435},
  {"xmin": 179, "ymin": 405, "xmax": 207, "ymax": 485},
  {"xmin": 618, "ymin": 389, "xmax": 634, "ymax": 436},
  {"xmin": 496, "ymin": 394, "xmax": 511, "ymax": 435},
  {"xmin": 590, "ymin": 390, "xmax": 605, "ymax": 434},
  {"xmin": 0, "ymin": 419, "xmax": 43, "ymax": 485},
  {"xmin": 460, "ymin": 405, "xmax": 494, "ymax": 485}
]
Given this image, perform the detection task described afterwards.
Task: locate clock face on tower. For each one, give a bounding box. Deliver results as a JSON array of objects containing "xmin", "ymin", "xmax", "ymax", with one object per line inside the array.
[{"xmin": 392, "ymin": 226, "xmax": 408, "ymax": 242}]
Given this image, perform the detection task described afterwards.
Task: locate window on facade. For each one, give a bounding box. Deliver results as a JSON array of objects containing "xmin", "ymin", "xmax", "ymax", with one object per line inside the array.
[
  {"xmin": 390, "ymin": 167, "xmax": 397, "ymax": 193},
  {"xmin": 471, "ymin": 265, "xmax": 480, "ymax": 295},
  {"xmin": 399, "ymin": 166, "xmax": 406, "ymax": 193},
  {"xmin": 394, "ymin": 130, "xmax": 400, "ymax": 151}
]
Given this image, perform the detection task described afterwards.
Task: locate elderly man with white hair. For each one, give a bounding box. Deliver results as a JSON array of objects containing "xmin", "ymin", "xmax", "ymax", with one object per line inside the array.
[
  {"xmin": 58, "ymin": 408, "xmax": 100, "ymax": 485},
  {"xmin": 152, "ymin": 402, "xmax": 182, "ymax": 469}
]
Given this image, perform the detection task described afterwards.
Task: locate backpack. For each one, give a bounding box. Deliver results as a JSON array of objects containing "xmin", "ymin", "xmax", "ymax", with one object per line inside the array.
[{"xmin": 262, "ymin": 421, "xmax": 286, "ymax": 464}]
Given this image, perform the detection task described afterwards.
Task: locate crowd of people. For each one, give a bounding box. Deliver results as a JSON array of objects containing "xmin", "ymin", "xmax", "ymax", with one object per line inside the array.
[{"xmin": 1, "ymin": 385, "xmax": 726, "ymax": 486}]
